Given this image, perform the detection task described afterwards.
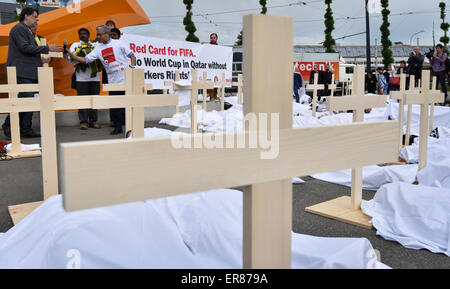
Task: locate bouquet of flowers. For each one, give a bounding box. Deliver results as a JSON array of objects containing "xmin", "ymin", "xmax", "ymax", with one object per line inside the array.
[{"xmin": 71, "ymin": 42, "xmax": 103, "ymax": 78}]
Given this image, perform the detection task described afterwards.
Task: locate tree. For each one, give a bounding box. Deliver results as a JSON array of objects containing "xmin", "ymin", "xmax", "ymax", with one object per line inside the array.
[
  {"xmin": 439, "ymin": 2, "xmax": 449, "ymax": 53},
  {"xmin": 323, "ymin": 0, "xmax": 336, "ymax": 53},
  {"xmin": 380, "ymin": 0, "xmax": 394, "ymax": 70},
  {"xmin": 183, "ymin": 0, "xmax": 199, "ymax": 42},
  {"xmin": 235, "ymin": 1, "xmax": 268, "ymax": 46}
]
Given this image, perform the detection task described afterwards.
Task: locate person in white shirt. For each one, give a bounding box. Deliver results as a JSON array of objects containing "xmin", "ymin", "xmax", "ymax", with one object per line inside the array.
[
  {"xmin": 67, "ymin": 25, "xmax": 136, "ymax": 135},
  {"xmin": 70, "ymin": 28, "xmax": 101, "ymax": 130}
]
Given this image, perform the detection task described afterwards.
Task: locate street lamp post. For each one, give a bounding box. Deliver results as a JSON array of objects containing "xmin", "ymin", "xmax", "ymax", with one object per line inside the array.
[{"xmin": 410, "ymin": 30, "xmax": 425, "ymax": 46}]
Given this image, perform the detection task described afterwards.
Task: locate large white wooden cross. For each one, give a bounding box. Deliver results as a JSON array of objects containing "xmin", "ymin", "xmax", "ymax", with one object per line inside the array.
[
  {"xmin": 306, "ymin": 66, "xmax": 387, "ymax": 229},
  {"xmin": 306, "ymin": 73, "xmax": 324, "ymax": 117},
  {"xmin": 57, "ymin": 14, "xmax": 398, "ymax": 269},
  {"xmin": 404, "ymin": 70, "xmax": 444, "ymax": 171},
  {"xmin": 173, "ymin": 69, "xmax": 214, "ymax": 134},
  {"xmin": 0, "ymin": 67, "xmax": 41, "ymax": 158},
  {"xmin": 233, "ymin": 74, "xmax": 244, "ymax": 105}
]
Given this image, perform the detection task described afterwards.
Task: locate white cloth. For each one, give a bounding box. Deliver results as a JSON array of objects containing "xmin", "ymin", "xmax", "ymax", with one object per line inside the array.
[
  {"xmin": 85, "ymin": 39, "xmax": 133, "ymax": 84},
  {"xmin": 362, "ymin": 182, "xmax": 450, "ymax": 256},
  {"xmin": 0, "ymin": 190, "xmax": 388, "ymax": 269},
  {"xmin": 5, "ymin": 144, "xmax": 40, "ymax": 153},
  {"xmin": 311, "ymin": 165, "xmax": 418, "ymax": 191},
  {"xmin": 70, "ymin": 41, "xmax": 100, "ymax": 82}
]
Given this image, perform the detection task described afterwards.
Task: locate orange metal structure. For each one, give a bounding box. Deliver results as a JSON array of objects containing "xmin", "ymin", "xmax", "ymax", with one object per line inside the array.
[{"xmin": 0, "ymin": 0, "xmax": 150, "ymax": 96}]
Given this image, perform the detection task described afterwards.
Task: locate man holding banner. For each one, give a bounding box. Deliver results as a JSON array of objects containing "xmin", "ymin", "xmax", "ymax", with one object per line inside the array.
[{"xmin": 67, "ymin": 25, "xmax": 136, "ymax": 135}]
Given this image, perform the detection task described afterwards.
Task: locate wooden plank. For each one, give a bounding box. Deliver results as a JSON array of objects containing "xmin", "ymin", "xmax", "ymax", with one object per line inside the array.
[
  {"xmin": 125, "ymin": 69, "xmax": 133, "ymax": 133},
  {"xmin": 8, "ymin": 201, "xmax": 43, "ymax": 225},
  {"xmin": 8, "ymin": 150, "xmax": 41, "ymax": 159},
  {"xmin": 38, "ymin": 67, "xmax": 59, "ymax": 200},
  {"xmin": 305, "ymin": 197, "xmax": 373, "ymax": 230},
  {"xmin": 6, "ymin": 67, "xmax": 21, "ymax": 156},
  {"xmin": 327, "ymin": 94, "xmax": 386, "ymax": 112},
  {"xmin": 92, "ymin": 94, "xmax": 179, "ymax": 109},
  {"xmin": 103, "ymin": 83, "xmax": 126, "ymax": 92},
  {"xmin": 0, "ymin": 84, "xmax": 40, "ymax": 93},
  {"xmin": 242, "ymin": 14, "xmax": 293, "ymax": 269},
  {"xmin": 59, "ymin": 121, "xmax": 398, "ymax": 210},
  {"xmin": 131, "ymin": 69, "xmax": 145, "ymax": 138}
]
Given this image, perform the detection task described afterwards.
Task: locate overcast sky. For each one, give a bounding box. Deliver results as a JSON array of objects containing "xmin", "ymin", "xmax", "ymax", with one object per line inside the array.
[{"xmin": 6, "ymin": 0, "xmax": 449, "ymax": 46}]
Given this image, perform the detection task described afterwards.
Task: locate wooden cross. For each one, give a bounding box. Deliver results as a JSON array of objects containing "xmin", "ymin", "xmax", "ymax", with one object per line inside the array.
[
  {"xmin": 233, "ymin": 74, "xmax": 244, "ymax": 104},
  {"xmin": 306, "ymin": 73, "xmax": 324, "ymax": 117},
  {"xmin": 2, "ymin": 68, "xmax": 178, "ymax": 225},
  {"xmin": 57, "ymin": 14, "xmax": 399, "ymax": 269},
  {"xmin": 404, "ymin": 70, "xmax": 444, "ymax": 171},
  {"xmin": 0, "ymin": 67, "xmax": 41, "ymax": 159},
  {"xmin": 173, "ymin": 69, "xmax": 214, "ymax": 134},
  {"xmin": 40, "ymin": 38, "xmax": 63, "ymax": 67},
  {"xmin": 215, "ymin": 72, "xmax": 227, "ymax": 111},
  {"xmin": 305, "ymin": 66, "xmax": 388, "ymax": 229}
]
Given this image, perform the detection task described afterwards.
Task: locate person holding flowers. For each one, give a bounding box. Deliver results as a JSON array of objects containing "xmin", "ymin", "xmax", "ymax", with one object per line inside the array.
[{"xmin": 70, "ymin": 28, "xmax": 103, "ymax": 130}]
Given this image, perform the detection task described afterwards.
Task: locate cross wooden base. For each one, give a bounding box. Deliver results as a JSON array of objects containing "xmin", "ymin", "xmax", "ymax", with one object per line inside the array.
[
  {"xmin": 8, "ymin": 150, "xmax": 41, "ymax": 159},
  {"xmin": 305, "ymin": 196, "xmax": 373, "ymax": 229},
  {"xmin": 8, "ymin": 201, "xmax": 43, "ymax": 225}
]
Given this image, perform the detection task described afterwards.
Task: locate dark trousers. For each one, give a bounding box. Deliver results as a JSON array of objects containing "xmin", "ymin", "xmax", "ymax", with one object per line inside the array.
[
  {"xmin": 293, "ymin": 73, "xmax": 302, "ymax": 103},
  {"xmin": 433, "ymin": 71, "xmax": 448, "ymax": 99},
  {"xmin": 2, "ymin": 77, "xmax": 36, "ymax": 135},
  {"xmin": 109, "ymin": 91, "xmax": 125, "ymax": 130},
  {"xmin": 76, "ymin": 81, "xmax": 100, "ymax": 125}
]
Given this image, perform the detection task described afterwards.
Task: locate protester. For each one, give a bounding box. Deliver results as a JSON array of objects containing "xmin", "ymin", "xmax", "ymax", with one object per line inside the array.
[
  {"xmin": 365, "ymin": 72, "xmax": 377, "ymax": 94},
  {"xmin": 67, "ymin": 25, "xmax": 136, "ymax": 135},
  {"xmin": 111, "ymin": 28, "xmax": 121, "ymax": 40},
  {"xmin": 430, "ymin": 44, "xmax": 448, "ymax": 104},
  {"xmin": 321, "ymin": 63, "xmax": 333, "ymax": 100},
  {"xmin": 70, "ymin": 28, "xmax": 102, "ymax": 130},
  {"xmin": 293, "ymin": 63, "xmax": 304, "ymax": 103},
  {"xmin": 2, "ymin": 7, "xmax": 62, "ymax": 139},
  {"xmin": 407, "ymin": 46, "xmax": 424, "ymax": 87},
  {"xmin": 206, "ymin": 33, "xmax": 219, "ymax": 100}
]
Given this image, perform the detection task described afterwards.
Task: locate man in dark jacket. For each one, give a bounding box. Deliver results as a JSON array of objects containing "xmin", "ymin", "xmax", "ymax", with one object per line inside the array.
[
  {"xmin": 2, "ymin": 7, "xmax": 62, "ymax": 139},
  {"xmin": 407, "ymin": 46, "xmax": 424, "ymax": 87}
]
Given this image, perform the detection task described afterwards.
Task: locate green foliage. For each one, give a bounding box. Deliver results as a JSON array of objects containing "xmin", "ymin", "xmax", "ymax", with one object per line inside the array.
[
  {"xmin": 439, "ymin": 2, "xmax": 449, "ymax": 52},
  {"xmin": 260, "ymin": 0, "xmax": 267, "ymax": 14},
  {"xmin": 183, "ymin": 0, "xmax": 199, "ymax": 43},
  {"xmin": 323, "ymin": 0, "xmax": 336, "ymax": 53},
  {"xmin": 235, "ymin": 30, "xmax": 243, "ymax": 46},
  {"xmin": 380, "ymin": 0, "xmax": 394, "ymax": 69},
  {"xmin": 236, "ymin": 0, "xmax": 267, "ymax": 46}
]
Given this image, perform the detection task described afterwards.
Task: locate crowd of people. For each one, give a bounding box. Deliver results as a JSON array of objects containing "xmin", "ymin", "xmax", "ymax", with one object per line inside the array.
[
  {"xmin": 1, "ymin": 7, "xmax": 221, "ymax": 138},
  {"xmin": 293, "ymin": 45, "xmax": 449, "ymax": 106},
  {"xmin": 367, "ymin": 45, "xmax": 449, "ymax": 105}
]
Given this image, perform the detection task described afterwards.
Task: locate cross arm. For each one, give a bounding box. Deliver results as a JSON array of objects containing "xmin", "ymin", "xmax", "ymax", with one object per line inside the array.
[
  {"xmin": 0, "ymin": 84, "xmax": 39, "ymax": 93},
  {"xmin": 404, "ymin": 92, "xmax": 444, "ymax": 105},
  {"xmin": 59, "ymin": 121, "xmax": 398, "ymax": 212},
  {"xmin": 326, "ymin": 94, "xmax": 386, "ymax": 112}
]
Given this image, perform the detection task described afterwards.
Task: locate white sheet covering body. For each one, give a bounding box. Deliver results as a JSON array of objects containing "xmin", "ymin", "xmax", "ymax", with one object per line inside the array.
[
  {"xmin": 362, "ymin": 183, "xmax": 450, "ymax": 256},
  {"xmin": 0, "ymin": 191, "xmax": 388, "ymax": 269}
]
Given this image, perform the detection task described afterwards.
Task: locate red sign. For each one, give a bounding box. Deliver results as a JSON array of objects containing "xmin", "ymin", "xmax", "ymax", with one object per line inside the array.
[
  {"xmin": 101, "ymin": 47, "xmax": 116, "ymax": 64},
  {"xmin": 294, "ymin": 62, "xmax": 339, "ymax": 82}
]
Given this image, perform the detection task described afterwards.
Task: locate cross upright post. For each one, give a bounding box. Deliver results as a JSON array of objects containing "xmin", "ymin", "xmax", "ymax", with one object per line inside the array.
[
  {"xmin": 233, "ymin": 74, "xmax": 244, "ymax": 104},
  {"xmin": 306, "ymin": 73, "xmax": 324, "ymax": 117}
]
